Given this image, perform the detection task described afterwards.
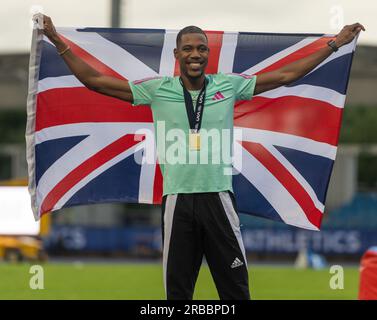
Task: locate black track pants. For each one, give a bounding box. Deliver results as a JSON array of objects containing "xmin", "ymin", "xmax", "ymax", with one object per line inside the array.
[{"xmin": 161, "ymin": 191, "xmax": 250, "ymax": 300}]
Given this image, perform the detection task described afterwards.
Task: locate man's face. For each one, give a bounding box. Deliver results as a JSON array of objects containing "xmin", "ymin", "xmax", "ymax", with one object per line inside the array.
[{"xmin": 174, "ymin": 33, "xmax": 209, "ymax": 79}]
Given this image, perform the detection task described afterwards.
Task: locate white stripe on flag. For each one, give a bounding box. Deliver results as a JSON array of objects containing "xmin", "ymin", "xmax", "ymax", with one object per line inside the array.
[
  {"xmin": 135, "ymin": 132, "xmax": 158, "ymax": 204},
  {"xmin": 38, "ymin": 75, "xmax": 84, "ymax": 93},
  {"xmin": 35, "ymin": 122, "xmax": 152, "ymax": 144},
  {"xmin": 257, "ymin": 84, "xmax": 346, "ymax": 108},
  {"xmin": 138, "ymin": 161, "xmax": 156, "ymax": 203},
  {"xmin": 238, "ymin": 127, "xmax": 337, "ymax": 160},
  {"xmin": 218, "ymin": 32, "xmax": 239, "ymax": 73},
  {"xmin": 57, "ymin": 28, "xmax": 158, "ymax": 81},
  {"xmin": 159, "ymin": 30, "xmax": 179, "ymax": 76}
]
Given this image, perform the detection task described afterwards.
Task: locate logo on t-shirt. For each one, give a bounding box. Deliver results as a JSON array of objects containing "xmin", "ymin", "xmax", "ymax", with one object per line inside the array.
[{"xmin": 212, "ymin": 91, "xmax": 225, "ymax": 101}]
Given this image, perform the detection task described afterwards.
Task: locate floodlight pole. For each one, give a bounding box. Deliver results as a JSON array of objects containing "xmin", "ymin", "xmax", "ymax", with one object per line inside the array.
[{"xmin": 111, "ymin": 0, "xmax": 122, "ymax": 28}]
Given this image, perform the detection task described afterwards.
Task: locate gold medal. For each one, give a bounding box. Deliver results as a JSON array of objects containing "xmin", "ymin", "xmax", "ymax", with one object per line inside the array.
[{"xmin": 189, "ymin": 133, "xmax": 201, "ymax": 150}]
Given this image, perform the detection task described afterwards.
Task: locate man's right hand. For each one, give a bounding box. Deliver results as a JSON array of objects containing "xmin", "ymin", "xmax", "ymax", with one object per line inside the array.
[
  {"xmin": 40, "ymin": 15, "xmax": 60, "ymax": 44},
  {"xmin": 38, "ymin": 14, "xmax": 69, "ymax": 55}
]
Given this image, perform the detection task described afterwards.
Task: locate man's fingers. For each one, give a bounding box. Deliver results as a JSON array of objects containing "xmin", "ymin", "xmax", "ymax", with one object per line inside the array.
[
  {"xmin": 349, "ymin": 23, "xmax": 365, "ymax": 31},
  {"xmin": 42, "ymin": 16, "xmax": 53, "ymax": 30}
]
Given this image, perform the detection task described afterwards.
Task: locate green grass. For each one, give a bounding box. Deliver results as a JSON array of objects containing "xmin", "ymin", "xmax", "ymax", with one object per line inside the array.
[{"xmin": 0, "ymin": 263, "xmax": 359, "ymax": 300}]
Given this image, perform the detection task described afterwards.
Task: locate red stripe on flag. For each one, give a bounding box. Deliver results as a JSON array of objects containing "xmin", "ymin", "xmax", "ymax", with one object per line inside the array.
[
  {"xmin": 256, "ymin": 36, "xmax": 336, "ymax": 74},
  {"xmin": 234, "ymin": 96, "xmax": 342, "ymax": 145},
  {"xmin": 153, "ymin": 163, "xmax": 163, "ymax": 204},
  {"xmin": 174, "ymin": 31, "xmax": 224, "ymax": 76},
  {"xmin": 174, "ymin": 56, "xmax": 180, "ymax": 77},
  {"xmin": 58, "ymin": 34, "xmax": 125, "ymax": 79},
  {"xmin": 36, "ymin": 87, "xmax": 153, "ymax": 131},
  {"xmin": 40, "ymin": 134, "xmax": 145, "ymax": 216},
  {"xmin": 241, "ymin": 141, "xmax": 323, "ymax": 229},
  {"xmin": 204, "ymin": 31, "xmax": 223, "ymax": 74}
]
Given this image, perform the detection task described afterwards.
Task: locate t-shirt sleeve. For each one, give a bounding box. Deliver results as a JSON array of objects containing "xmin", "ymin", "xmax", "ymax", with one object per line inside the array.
[
  {"xmin": 129, "ymin": 77, "xmax": 163, "ymax": 106},
  {"xmin": 225, "ymin": 73, "xmax": 257, "ymax": 101}
]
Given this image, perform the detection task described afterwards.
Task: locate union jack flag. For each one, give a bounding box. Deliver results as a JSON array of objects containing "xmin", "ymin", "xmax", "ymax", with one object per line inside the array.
[{"xmin": 26, "ymin": 19, "xmax": 357, "ymax": 230}]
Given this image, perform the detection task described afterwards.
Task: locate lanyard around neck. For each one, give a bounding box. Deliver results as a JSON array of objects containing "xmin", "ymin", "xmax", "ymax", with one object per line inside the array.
[{"xmin": 180, "ymin": 77, "xmax": 208, "ymax": 133}]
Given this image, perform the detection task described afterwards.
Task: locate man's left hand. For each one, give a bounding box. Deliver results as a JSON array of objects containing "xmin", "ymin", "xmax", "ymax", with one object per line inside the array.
[{"xmin": 335, "ymin": 23, "xmax": 365, "ymax": 47}]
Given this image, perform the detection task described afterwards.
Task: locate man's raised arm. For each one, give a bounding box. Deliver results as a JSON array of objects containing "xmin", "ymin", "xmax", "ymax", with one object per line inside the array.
[
  {"xmin": 254, "ymin": 23, "xmax": 365, "ymax": 95},
  {"xmin": 41, "ymin": 15, "xmax": 133, "ymax": 103}
]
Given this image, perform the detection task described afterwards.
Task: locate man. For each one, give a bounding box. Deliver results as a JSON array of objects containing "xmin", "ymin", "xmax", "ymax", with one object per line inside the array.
[{"xmin": 42, "ymin": 15, "xmax": 364, "ymax": 299}]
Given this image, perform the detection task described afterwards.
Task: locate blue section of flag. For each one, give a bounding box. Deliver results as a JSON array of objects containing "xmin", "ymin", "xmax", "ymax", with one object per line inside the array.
[
  {"xmin": 64, "ymin": 149, "xmax": 143, "ymax": 207},
  {"xmin": 275, "ymin": 146, "xmax": 334, "ymax": 203},
  {"xmin": 287, "ymin": 54, "xmax": 353, "ymax": 94},
  {"xmin": 35, "ymin": 135, "xmax": 88, "ymax": 186},
  {"xmin": 233, "ymin": 172, "xmax": 284, "ymax": 223},
  {"xmin": 39, "ymin": 41, "xmax": 73, "ymax": 80},
  {"xmin": 233, "ymin": 33, "xmax": 310, "ymax": 73}
]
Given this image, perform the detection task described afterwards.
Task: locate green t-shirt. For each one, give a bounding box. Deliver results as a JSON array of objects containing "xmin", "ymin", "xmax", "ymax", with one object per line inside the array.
[{"xmin": 129, "ymin": 72, "xmax": 257, "ymax": 196}]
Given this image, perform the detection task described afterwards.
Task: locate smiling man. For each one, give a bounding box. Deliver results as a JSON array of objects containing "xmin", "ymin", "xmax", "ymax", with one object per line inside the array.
[{"xmin": 42, "ymin": 15, "xmax": 364, "ymax": 300}]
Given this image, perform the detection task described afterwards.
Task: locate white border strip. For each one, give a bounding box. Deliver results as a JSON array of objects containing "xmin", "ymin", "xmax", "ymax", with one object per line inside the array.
[{"xmin": 26, "ymin": 13, "xmax": 44, "ymax": 220}]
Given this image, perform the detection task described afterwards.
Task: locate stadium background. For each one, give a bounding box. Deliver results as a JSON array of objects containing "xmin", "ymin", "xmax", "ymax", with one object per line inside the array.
[{"xmin": 0, "ymin": 0, "xmax": 376, "ymax": 299}]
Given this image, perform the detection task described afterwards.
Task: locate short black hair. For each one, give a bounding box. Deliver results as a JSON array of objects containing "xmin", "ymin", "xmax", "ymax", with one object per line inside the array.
[{"xmin": 176, "ymin": 26, "xmax": 208, "ymax": 47}]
